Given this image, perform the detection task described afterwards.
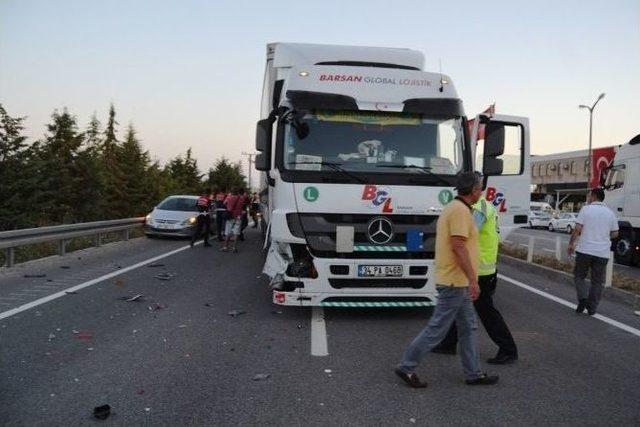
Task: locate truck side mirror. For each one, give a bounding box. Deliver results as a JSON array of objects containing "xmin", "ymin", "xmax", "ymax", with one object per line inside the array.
[
  {"xmin": 483, "ymin": 122, "xmax": 505, "ymax": 176},
  {"xmin": 255, "ymin": 119, "xmax": 272, "ymax": 171}
]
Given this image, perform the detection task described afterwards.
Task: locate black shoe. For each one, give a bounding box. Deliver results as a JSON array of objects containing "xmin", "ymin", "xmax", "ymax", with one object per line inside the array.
[
  {"xmin": 587, "ymin": 308, "xmax": 597, "ymax": 316},
  {"xmin": 465, "ymin": 373, "xmax": 499, "ymax": 385},
  {"xmin": 576, "ymin": 299, "xmax": 588, "ymax": 314},
  {"xmin": 394, "ymin": 368, "xmax": 427, "ymax": 388},
  {"xmin": 190, "ymin": 241, "xmax": 194, "ymax": 248},
  {"xmin": 431, "ymin": 347, "xmax": 456, "ymax": 355},
  {"xmin": 487, "ymin": 354, "xmax": 518, "ymax": 365}
]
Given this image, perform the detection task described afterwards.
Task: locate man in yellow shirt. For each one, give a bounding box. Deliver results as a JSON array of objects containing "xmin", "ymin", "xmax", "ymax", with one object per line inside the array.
[{"xmin": 395, "ymin": 172, "xmax": 499, "ymax": 387}]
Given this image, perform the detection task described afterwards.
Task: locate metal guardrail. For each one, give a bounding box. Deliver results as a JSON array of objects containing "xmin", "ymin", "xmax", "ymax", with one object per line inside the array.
[{"xmin": 0, "ymin": 217, "xmax": 145, "ymax": 267}]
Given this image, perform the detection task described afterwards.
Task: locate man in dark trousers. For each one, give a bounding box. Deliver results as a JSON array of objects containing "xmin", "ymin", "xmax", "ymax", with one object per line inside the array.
[
  {"xmin": 432, "ymin": 181, "xmax": 518, "ymax": 364},
  {"xmin": 568, "ymin": 187, "xmax": 618, "ymax": 315},
  {"xmin": 394, "ymin": 172, "xmax": 499, "ymax": 388},
  {"xmin": 190, "ymin": 189, "xmax": 212, "ymax": 248}
]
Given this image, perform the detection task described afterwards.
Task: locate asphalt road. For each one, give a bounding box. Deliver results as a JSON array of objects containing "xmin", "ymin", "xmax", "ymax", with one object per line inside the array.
[
  {"xmin": 1, "ymin": 230, "xmax": 639, "ymax": 425},
  {"xmin": 506, "ymin": 227, "xmax": 640, "ymax": 280}
]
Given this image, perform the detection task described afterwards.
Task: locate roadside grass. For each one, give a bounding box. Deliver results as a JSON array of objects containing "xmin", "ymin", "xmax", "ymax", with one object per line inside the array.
[{"xmin": 500, "ymin": 242, "xmax": 640, "ymax": 296}]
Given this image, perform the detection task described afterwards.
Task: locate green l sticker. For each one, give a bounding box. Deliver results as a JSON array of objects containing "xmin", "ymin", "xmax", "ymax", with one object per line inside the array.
[
  {"xmin": 438, "ymin": 189, "xmax": 454, "ymax": 205},
  {"xmin": 303, "ymin": 186, "xmax": 319, "ymax": 202}
]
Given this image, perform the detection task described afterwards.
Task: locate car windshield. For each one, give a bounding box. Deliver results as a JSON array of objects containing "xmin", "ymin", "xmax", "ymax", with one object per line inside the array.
[
  {"xmin": 157, "ymin": 197, "xmax": 198, "ymax": 212},
  {"xmin": 283, "ymin": 110, "xmax": 464, "ymax": 175}
]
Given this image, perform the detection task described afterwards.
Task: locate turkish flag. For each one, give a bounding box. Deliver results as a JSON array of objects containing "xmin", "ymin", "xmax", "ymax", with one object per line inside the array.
[
  {"xmin": 590, "ymin": 146, "xmax": 616, "ymax": 189},
  {"xmin": 467, "ymin": 104, "xmax": 495, "ymax": 140}
]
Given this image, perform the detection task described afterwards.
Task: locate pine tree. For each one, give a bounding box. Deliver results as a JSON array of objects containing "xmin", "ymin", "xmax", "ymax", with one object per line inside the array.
[
  {"xmin": 0, "ymin": 104, "xmax": 38, "ymax": 230},
  {"xmin": 99, "ymin": 104, "xmax": 127, "ymax": 219},
  {"xmin": 118, "ymin": 123, "xmax": 153, "ymax": 216},
  {"xmin": 208, "ymin": 157, "xmax": 247, "ymax": 193},
  {"xmin": 84, "ymin": 112, "xmax": 102, "ymax": 152},
  {"xmin": 164, "ymin": 148, "xmax": 204, "ymax": 195}
]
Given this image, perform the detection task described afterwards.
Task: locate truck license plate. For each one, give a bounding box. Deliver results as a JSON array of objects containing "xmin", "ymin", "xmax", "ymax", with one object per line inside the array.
[{"xmin": 358, "ymin": 265, "xmax": 403, "ymax": 277}]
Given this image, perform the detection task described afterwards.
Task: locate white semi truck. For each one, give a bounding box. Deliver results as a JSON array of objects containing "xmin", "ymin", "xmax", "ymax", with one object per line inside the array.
[
  {"xmin": 254, "ymin": 42, "xmax": 530, "ymax": 307},
  {"xmin": 602, "ymin": 134, "xmax": 640, "ymax": 265}
]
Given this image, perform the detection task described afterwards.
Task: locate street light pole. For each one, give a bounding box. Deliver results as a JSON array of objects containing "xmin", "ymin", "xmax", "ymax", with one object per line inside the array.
[
  {"xmin": 241, "ymin": 151, "xmax": 258, "ymax": 191},
  {"xmin": 579, "ymin": 92, "xmax": 605, "ymax": 195}
]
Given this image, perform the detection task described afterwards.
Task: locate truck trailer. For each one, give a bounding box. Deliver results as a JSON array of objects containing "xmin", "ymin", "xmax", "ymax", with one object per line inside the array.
[{"xmin": 254, "ymin": 42, "xmax": 530, "ymax": 307}]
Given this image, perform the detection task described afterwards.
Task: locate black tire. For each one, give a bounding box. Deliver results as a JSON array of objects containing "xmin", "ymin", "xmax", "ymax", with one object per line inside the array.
[{"xmin": 614, "ymin": 233, "xmax": 634, "ymax": 265}]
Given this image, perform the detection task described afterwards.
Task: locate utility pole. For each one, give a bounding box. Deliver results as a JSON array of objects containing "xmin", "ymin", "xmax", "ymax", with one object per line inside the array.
[
  {"xmin": 241, "ymin": 151, "xmax": 258, "ymax": 191},
  {"xmin": 579, "ymin": 93, "xmax": 605, "ymax": 196}
]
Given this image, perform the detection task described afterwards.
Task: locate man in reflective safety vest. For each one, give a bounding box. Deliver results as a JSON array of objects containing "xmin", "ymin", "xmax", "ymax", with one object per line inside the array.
[{"xmin": 432, "ymin": 196, "xmax": 519, "ymax": 364}]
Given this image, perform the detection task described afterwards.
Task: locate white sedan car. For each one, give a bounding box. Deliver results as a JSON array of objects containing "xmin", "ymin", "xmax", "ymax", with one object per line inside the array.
[
  {"xmin": 549, "ymin": 212, "xmax": 578, "ymax": 233},
  {"xmin": 528, "ymin": 211, "xmax": 552, "ymax": 229},
  {"xmin": 144, "ymin": 195, "xmax": 200, "ymax": 237}
]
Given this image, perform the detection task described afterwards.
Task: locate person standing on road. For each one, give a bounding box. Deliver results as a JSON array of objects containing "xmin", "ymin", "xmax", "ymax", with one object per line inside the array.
[
  {"xmin": 221, "ymin": 188, "xmax": 244, "ymax": 253},
  {"xmin": 431, "ymin": 185, "xmax": 519, "ymax": 364},
  {"xmin": 214, "ymin": 189, "xmax": 227, "ymax": 242},
  {"xmin": 395, "ymin": 172, "xmax": 499, "ymax": 388},
  {"xmin": 190, "ymin": 189, "xmax": 212, "ymax": 248},
  {"xmin": 568, "ymin": 188, "xmax": 618, "ymax": 315}
]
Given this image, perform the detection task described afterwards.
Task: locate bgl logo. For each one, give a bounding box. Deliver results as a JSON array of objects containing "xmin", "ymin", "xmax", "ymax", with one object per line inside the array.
[{"xmin": 361, "ymin": 185, "xmax": 393, "ymax": 213}]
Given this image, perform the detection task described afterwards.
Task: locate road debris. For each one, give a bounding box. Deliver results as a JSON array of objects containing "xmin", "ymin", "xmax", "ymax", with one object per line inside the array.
[
  {"xmin": 48, "ymin": 333, "xmax": 56, "ymax": 341},
  {"xmin": 93, "ymin": 404, "xmax": 111, "ymax": 420},
  {"xmin": 634, "ymin": 311, "xmax": 640, "ymax": 316},
  {"xmin": 60, "ymin": 266, "xmax": 71, "ymax": 269},
  {"xmin": 178, "ymin": 324, "xmax": 187, "ymax": 328},
  {"xmin": 147, "ymin": 303, "xmax": 167, "ymax": 311},
  {"xmin": 204, "ymin": 303, "xmax": 212, "ymax": 307},
  {"xmin": 252, "ymin": 373, "xmax": 270, "ymax": 381},
  {"xmin": 87, "ymin": 347, "xmax": 94, "ymax": 351},
  {"xmin": 73, "ymin": 331, "xmax": 93, "ymax": 341},
  {"xmin": 409, "ymin": 418, "xmax": 416, "ymax": 423},
  {"xmin": 147, "ymin": 263, "xmax": 165, "ymax": 268},
  {"xmin": 145, "ymin": 407, "xmax": 151, "ymax": 413},
  {"xmin": 115, "ymin": 278, "xmax": 125, "ymax": 288},
  {"xmin": 65, "ymin": 291, "xmax": 78, "ymax": 295},
  {"xmin": 228, "ymin": 310, "xmax": 246, "ymax": 317},
  {"xmin": 24, "ymin": 274, "xmax": 46, "ymax": 278},
  {"xmin": 271, "ymin": 310, "xmax": 283, "ymax": 315},
  {"xmin": 137, "ymin": 389, "xmax": 145, "ymax": 395},
  {"xmin": 124, "ymin": 294, "xmax": 144, "ymax": 302},
  {"xmin": 324, "ymin": 369, "xmax": 332, "ymax": 374},
  {"xmin": 155, "ymin": 272, "xmax": 175, "ymax": 281}
]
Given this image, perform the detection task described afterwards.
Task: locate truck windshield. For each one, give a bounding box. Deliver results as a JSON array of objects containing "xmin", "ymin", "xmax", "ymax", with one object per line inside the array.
[{"xmin": 283, "ymin": 110, "xmax": 465, "ymax": 176}]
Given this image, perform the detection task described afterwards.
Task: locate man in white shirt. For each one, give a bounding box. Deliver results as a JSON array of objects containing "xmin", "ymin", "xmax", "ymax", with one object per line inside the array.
[{"xmin": 568, "ymin": 188, "xmax": 619, "ymax": 315}]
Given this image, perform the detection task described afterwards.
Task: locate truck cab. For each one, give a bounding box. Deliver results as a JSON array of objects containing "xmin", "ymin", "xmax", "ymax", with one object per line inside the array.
[
  {"xmin": 603, "ymin": 134, "xmax": 640, "ymax": 264},
  {"xmin": 254, "ymin": 43, "xmax": 530, "ymax": 307}
]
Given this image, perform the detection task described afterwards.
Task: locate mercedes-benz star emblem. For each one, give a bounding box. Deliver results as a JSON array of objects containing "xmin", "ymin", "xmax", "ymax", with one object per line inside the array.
[{"xmin": 367, "ymin": 217, "xmax": 394, "ymax": 245}]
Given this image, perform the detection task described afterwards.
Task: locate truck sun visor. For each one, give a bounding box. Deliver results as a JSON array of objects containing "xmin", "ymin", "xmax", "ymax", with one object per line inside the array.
[
  {"xmin": 402, "ymin": 98, "xmax": 464, "ymax": 117},
  {"xmin": 286, "ymin": 90, "xmax": 359, "ymax": 111}
]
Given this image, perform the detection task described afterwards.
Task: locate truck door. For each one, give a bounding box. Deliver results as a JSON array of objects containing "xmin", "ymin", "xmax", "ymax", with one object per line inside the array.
[{"xmin": 472, "ymin": 114, "xmax": 530, "ymax": 238}]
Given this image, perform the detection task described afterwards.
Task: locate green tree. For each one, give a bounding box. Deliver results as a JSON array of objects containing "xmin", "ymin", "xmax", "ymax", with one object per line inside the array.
[
  {"xmin": 0, "ymin": 104, "xmax": 38, "ymax": 230},
  {"xmin": 164, "ymin": 148, "xmax": 204, "ymax": 195},
  {"xmin": 207, "ymin": 157, "xmax": 247, "ymax": 193},
  {"xmin": 99, "ymin": 104, "xmax": 127, "ymax": 218},
  {"xmin": 118, "ymin": 123, "xmax": 154, "ymax": 216}
]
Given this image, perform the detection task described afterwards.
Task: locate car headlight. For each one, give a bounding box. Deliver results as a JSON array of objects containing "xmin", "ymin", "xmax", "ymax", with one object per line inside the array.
[
  {"xmin": 145, "ymin": 214, "xmax": 152, "ymax": 224},
  {"xmin": 182, "ymin": 217, "xmax": 197, "ymax": 225}
]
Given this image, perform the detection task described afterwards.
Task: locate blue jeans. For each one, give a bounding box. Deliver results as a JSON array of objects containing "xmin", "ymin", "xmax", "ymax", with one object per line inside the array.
[{"xmin": 398, "ymin": 286, "xmax": 483, "ymax": 380}]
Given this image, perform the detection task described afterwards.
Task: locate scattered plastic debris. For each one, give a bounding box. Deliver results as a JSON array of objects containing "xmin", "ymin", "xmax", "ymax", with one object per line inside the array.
[
  {"xmin": 145, "ymin": 408, "xmax": 151, "ymax": 413},
  {"xmin": 272, "ymin": 310, "xmax": 283, "ymax": 315},
  {"xmin": 48, "ymin": 333, "xmax": 56, "ymax": 341},
  {"xmin": 147, "ymin": 263, "xmax": 165, "ymax": 268},
  {"xmin": 74, "ymin": 378, "xmax": 79, "ymax": 382},
  {"xmin": 155, "ymin": 272, "xmax": 175, "ymax": 281},
  {"xmin": 93, "ymin": 404, "xmax": 111, "ymax": 420},
  {"xmin": 87, "ymin": 347, "xmax": 94, "ymax": 351},
  {"xmin": 147, "ymin": 303, "xmax": 167, "ymax": 311},
  {"xmin": 256, "ymin": 275, "xmax": 262, "ymax": 279},
  {"xmin": 410, "ymin": 418, "xmax": 416, "ymax": 424},
  {"xmin": 65, "ymin": 291, "xmax": 78, "ymax": 295},
  {"xmin": 324, "ymin": 369, "xmax": 332, "ymax": 374},
  {"xmin": 125, "ymin": 294, "xmax": 143, "ymax": 302},
  {"xmin": 60, "ymin": 266, "xmax": 71, "ymax": 269},
  {"xmin": 24, "ymin": 274, "xmax": 46, "ymax": 278},
  {"xmin": 297, "ymin": 324, "xmax": 304, "ymax": 329},
  {"xmin": 178, "ymin": 324, "xmax": 187, "ymax": 328},
  {"xmin": 50, "ymin": 393, "xmax": 56, "ymax": 397},
  {"xmin": 204, "ymin": 303, "xmax": 212, "ymax": 307},
  {"xmin": 132, "ymin": 329, "xmax": 138, "ymax": 334},
  {"xmin": 252, "ymin": 373, "xmax": 270, "ymax": 381},
  {"xmin": 228, "ymin": 310, "xmax": 246, "ymax": 317}
]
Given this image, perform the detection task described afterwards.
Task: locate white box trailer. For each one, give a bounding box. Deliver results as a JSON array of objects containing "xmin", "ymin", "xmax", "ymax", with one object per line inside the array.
[{"xmin": 254, "ymin": 42, "xmax": 530, "ymax": 307}]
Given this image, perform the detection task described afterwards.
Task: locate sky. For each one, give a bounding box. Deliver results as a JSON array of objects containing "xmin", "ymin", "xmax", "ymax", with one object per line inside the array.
[{"xmin": 1, "ymin": 0, "xmax": 639, "ymax": 182}]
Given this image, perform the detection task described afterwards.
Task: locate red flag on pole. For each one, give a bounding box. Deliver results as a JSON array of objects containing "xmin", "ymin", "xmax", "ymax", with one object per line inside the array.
[{"xmin": 467, "ymin": 104, "xmax": 495, "ymax": 140}]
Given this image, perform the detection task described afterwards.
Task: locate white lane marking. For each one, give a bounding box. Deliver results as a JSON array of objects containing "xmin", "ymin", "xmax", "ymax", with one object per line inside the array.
[
  {"xmin": 0, "ymin": 243, "xmax": 199, "ymax": 321},
  {"xmin": 498, "ymin": 274, "xmax": 640, "ymax": 338},
  {"xmin": 311, "ymin": 307, "xmax": 329, "ymax": 357}
]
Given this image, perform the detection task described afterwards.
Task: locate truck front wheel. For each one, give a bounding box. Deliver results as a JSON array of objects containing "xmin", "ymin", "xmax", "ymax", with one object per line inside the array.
[{"xmin": 614, "ymin": 233, "xmax": 634, "ymax": 265}]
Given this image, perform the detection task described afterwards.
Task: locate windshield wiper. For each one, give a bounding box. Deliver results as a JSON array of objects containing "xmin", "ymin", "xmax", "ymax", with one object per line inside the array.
[
  {"xmin": 287, "ymin": 161, "xmax": 366, "ymax": 184},
  {"xmin": 376, "ymin": 164, "xmax": 452, "ymax": 186}
]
